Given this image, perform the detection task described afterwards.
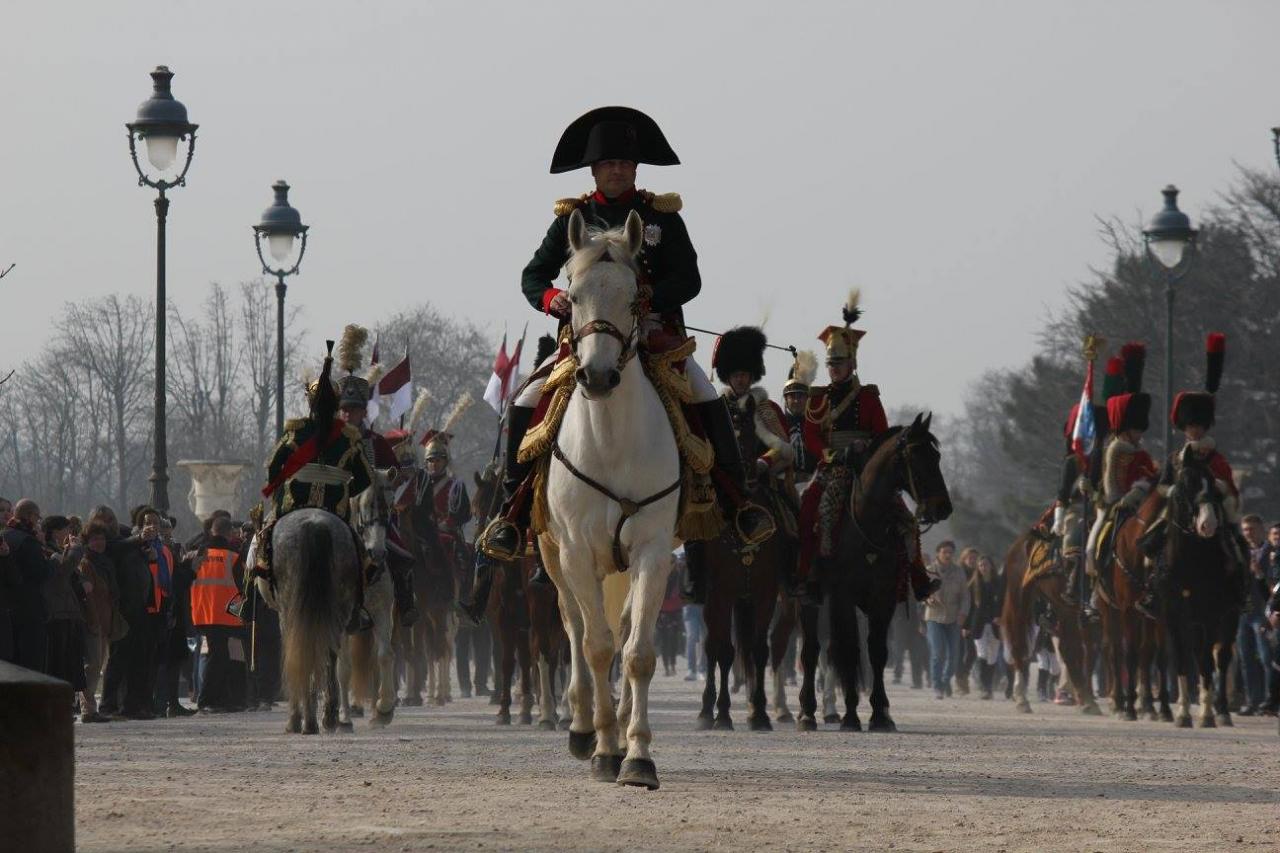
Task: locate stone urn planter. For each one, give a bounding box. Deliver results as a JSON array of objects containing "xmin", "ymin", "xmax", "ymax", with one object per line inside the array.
[{"xmin": 176, "ymin": 460, "xmax": 250, "ymax": 519}]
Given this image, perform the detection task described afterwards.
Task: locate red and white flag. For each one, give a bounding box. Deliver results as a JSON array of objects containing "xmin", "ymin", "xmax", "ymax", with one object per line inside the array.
[
  {"xmin": 377, "ymin": 354, "xmax": 413, "ymax": 422},
  {"xmin": 483, "ymin": 327, "xmax": 526, "ymax": 413}
]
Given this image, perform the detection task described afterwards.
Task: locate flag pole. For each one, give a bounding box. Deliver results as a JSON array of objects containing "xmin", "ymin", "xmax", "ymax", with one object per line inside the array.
[{"xmin": 1080, "ymin": 333, "xmax": 1101, "ymax": 609}]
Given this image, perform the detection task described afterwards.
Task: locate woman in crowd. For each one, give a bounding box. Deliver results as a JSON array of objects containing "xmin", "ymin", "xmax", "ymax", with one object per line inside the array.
[{"xmin": 965, "ymin": 554, "xmax": 1003, "ymax": 700}]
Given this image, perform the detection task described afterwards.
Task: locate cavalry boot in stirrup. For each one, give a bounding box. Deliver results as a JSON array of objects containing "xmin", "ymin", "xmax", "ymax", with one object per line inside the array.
[
  {"xmin": 459, "ymin": 553, "xmax": 496, "ymax": 627},
  {"xmin": 1059, "ymin": 557, "xmax": 1081, "ymax": 607},
  {"xmin": 682, "ymin": 540, "xmax": 708, "ymax": 605},
  {"xmin": 477, "ymin": 405, "xmax": 537, "ymax": 562},
  {"xmin": 695, "ymin": 399, "xmax": 775, "ymax": 546},
  {"xmin": 389, "ymin": 558, "xmax": 419, "ymax": 626},
  {"xmin": 529, "ymin": 537, "xmax": 551, "ymax": 586},
  {"xmin": 345, "ymin": 536, "xmax": 375, "ymax": 633}
]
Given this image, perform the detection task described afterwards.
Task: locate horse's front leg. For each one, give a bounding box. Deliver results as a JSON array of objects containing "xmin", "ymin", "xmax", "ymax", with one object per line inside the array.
[
  {"xmin": 1210, "ymin": 629, "xmax": 1235, "ymax": 727},
  {"xmin": 616, "ymin": 550, "xmax": 666, "ymax": 789},
  {"xmin": 561, "ymin": 554, "xmax": 623, "ymax": 782},
  {"xmin": 770, "ymin": 600, "xmax": 795, "ymax": 723},
  {"xmin": 518, "ymin": 625, "xmax": 535, "ymax": 725},
  {"xmin": 797, "ymin": 602, "xmax": 820, "ymax": 730},
  {"xmin": 867, "ymin": 605, "xmax": 896, "ymax": 732},
  {"xmin": 374, "ymin": 613, "xmax": 397, "ymax": 724}
]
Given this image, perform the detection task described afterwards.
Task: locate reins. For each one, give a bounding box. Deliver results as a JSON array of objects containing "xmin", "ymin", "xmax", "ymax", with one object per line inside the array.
[
  {"xmin": 551, "ymin": 438, "xmax": 681, "ymax": 572},
  {"xmin": 848, "ymin": 432, "xmax": 937, "ymax": 555}
]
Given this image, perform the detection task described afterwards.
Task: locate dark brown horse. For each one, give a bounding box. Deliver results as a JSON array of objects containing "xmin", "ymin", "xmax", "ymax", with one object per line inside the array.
[
  {"xmin": 1157, "ymin": 446, "xmax": 1241, "ymax": 728},
  {"xmin": 1099, "ymin": 491, "xmax": 1172, "ymax": 722},
  {"xmin": 396, "ymin": 477, "xmax": 458, "ymax": 707},
  {"xmin": 1000, "ymin": 526, "xmax": 1101, "ymax": 715},
  {"xmin": 820, "ymin": 414, "xmax": 952, "ymax": 732}
]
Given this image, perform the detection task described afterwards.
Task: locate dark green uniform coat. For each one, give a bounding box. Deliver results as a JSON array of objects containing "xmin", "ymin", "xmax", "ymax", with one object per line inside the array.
[{"xmin": 265, "ymin": 417, "xmax": 375, "ymax": 523}]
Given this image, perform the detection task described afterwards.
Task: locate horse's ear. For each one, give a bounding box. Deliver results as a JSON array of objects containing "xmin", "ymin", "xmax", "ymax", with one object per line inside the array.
[
  {"xmin": 623, "ymin": 209, "xmax": 644, "ymax": 257},
  {"xmin": 923, "ymin": 412, "xmax": 933, "ymax": 432},
  {"xmin": 567, "ymin": 208, "xmax": 588, "ymax": 253},
  {"xmin": 910, "ymin": 412, "xmax": 922, "ymax": 432}
]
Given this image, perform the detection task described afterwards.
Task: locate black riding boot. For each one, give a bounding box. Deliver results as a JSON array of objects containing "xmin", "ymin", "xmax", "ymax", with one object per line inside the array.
[
  {"xmin": 345, "ymin": 531, "xmax": 374, "ymax": 634},
  {"xmin": 476, "ymin": 405, "xmax": 537, "ymax": 562},
  {"xmin": 694, "ymin": 398, "xmax": 775, "ymax": 546},
  {"xmin": 460, "ymin": 553, "xmax": 495, "ymax": 627},
  {"xmin": 682, "ymin": 539, "xmax": 708, "ymax": 605},
  {"xmin": 388, "ymin": 556, "xmax": 419, "ymax": 626},
  {"xmin": 529, "ymin": 537, "xmax": 551, "ymax": 585}
]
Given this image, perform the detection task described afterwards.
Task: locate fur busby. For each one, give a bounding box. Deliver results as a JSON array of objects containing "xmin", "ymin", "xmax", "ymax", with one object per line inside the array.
[
  {"xmin": 534, "ymin": 333, "xmax": 558, "ymax": 367},
  {"xmin": 1101, "ymin": 356, "xmax": 1126, "ymax": 402},
  {"xmin": 712, "ymin": 326, "xmax": 767, "ymax": 384},
  {"xmin": 1107, "ymin": 392, "xmax": 1150, "ymax": 435},
  {"xmin": 783, "ymin": 350, "xmax": 818, "ymax": 396},
  {"xmin": 1119, "ymin": 343, "xmax": 1146, "ymax": 394}
]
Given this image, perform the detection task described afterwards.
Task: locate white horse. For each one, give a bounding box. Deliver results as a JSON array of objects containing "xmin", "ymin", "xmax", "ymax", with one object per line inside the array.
[
  {"xmin": 538, "ymin": 209, "xmax": 681, "ymax": 790},
  {"xmin": 337, "ymin": 473, "xmax": 398, "ymax": 727}
]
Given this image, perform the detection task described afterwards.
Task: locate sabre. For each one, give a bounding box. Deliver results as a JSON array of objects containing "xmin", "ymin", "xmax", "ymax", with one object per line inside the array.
[{"xmin": 682, "ymin": 325, "xmax": 797, "ymax": 357}]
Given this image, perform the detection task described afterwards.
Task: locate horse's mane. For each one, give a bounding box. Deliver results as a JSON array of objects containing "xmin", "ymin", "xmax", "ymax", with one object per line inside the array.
[
  {"xmin": 565, "ymin": 225, "xmax": 639, "ymax": 283},
  {"xmin": 866, "ymin": 426, "xmax": 904, "ymax": 459}
]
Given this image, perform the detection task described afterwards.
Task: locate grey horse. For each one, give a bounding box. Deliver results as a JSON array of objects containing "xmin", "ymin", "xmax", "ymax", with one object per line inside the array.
[{"xmin": 263, "ymin": 508, "xmax": 362, "ymax": 734}]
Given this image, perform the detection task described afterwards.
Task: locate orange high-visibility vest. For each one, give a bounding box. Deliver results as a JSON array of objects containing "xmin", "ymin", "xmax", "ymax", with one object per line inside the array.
[
  {"xmin": 190, "ymin": 547, "xmax": 242, "ymax": 628},
  {"xmin": 145, "ymin": 543, "xmax": 174, "ymax": 615}
]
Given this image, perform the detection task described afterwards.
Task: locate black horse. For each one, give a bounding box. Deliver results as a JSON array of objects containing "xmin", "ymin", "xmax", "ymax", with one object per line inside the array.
[
  {"xmin": 813, "ymin": 414, "xmax": 953, "ymax": 732},
  {"xmin": 1158, "ymin": 446, "xmax": 1242, "ymax": 729}
]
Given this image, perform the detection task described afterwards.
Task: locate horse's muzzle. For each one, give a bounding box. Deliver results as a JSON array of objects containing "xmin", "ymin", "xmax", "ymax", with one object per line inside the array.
[
  {"xmin": 575, "ymin": 365, "xmax": 621, "ymax": 398},
  {"xmin": 921, "ymin": 495, "xmax": 953, "ymax": 524}
]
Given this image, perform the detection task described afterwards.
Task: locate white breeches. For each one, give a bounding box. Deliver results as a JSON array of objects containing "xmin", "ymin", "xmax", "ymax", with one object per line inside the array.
[
  {"xmin": 514, "ymin": 321, "xmax": 718, "ymax": 408},
  {"xmin": 974, "ymin": 624, "xmax": 1000, "ymax": 666}
]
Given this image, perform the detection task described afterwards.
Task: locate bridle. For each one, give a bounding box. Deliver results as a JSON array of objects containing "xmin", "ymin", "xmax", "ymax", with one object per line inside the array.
[
  {"xmin": 848, "ymin": 430, "xmax": 940, "ymax": 553},
  {"xmin": 567, "ymin": 255, "xmax": 643, "ymax": 374},
  {"xmin": 1168, "ymin": 465, "xmax": 1222, "ymax": 538}
]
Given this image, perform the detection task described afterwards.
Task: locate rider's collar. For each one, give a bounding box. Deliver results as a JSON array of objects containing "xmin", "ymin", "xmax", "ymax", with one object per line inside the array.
[
  {"xmin": 1185, "ymin": 435, "xmax": 1216, "ymax": 455},
  {"xmin": 591, "ymin": 187, "xmax": 637, "ymax": 206}
]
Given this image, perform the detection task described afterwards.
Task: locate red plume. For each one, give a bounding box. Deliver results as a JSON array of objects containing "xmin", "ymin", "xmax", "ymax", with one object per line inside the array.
[{"xmin": 1206, "ymin": 332, "xmax": 1225, "ymax": 394}]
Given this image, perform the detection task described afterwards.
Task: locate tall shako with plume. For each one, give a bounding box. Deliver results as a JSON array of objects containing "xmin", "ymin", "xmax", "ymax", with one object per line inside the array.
[
  {"xmin": 335, "ymin": 324, "xmax": 372, "ymax": 409},
  {"xmin": 1106, "ymin": 342, "xmax": 1151, "ymax": 434},
  {"xmin": 1170, "ymin": 333, "xmax": 1225, "ymax": 429},
  {"xmin": 783, "ymin": 350, "xmax": 818, "ymax": 398},
  {"xmin": 818, "ymin": 289, "xmax": 865, "ymax": 367}
]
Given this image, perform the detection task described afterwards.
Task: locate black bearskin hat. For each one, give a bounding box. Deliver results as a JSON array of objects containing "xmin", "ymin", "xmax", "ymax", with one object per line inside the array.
[{"xmin": 713, "ymin": 326, "xmax": 767, "ymax": 385}]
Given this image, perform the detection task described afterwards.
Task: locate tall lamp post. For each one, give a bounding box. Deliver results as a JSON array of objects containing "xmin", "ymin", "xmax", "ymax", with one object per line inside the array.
[
  {"xmin": 252, "ymin": 181, "xmax": 309, "ymax": 438},
  {"xmin": 1142, "ymin": 185, "xmax": 1198, "ymax": 462},
  {"xmin": 127, "ymin": 65, "xmax": 198, "ymax": 513}
]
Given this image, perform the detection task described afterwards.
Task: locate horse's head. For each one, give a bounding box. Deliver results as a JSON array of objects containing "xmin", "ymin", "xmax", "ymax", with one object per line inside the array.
[
  {"xmin": 471, "ymin": 462, "xmax": 501, "ymax": 525},
  {"xmin": 1170, "ymin": 445, "xmax": 1220, "ymax": 540},
  {"xmin": 898, "ymin": 413, "xmax": 953, "ymax": 525},
  {"xmin": 565, "ymin": 207, "xmax": 644, "ymax": 399}
]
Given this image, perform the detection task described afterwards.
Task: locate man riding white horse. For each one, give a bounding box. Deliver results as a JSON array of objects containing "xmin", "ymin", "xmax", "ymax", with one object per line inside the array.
[{"xmin": 463, "ymin": 105, "xmax": 773, "ymax": 622}]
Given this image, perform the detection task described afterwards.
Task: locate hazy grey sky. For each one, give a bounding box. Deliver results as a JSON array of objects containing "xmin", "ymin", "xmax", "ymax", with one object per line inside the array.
[{"xmin": 4, "ymin": 1, "xmax": 1278, "ymax": 416}]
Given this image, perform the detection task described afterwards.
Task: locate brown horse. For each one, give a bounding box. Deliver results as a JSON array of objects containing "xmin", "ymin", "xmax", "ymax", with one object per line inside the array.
[
  {"xmin": 768, "ymin": 595, "xmax": 820, "ymax": 728},
  {"xmin": 1000, "ymin": 527, "xmax": 1102, "ymax": 715},
  {"xmin": 820, "ymin": 415, "xmax": 952, "ymax": 733},
  {"xmin": 396, "ymin": 480, "xmax": 457, "ymax": 707},
  {"xmin": 1099, "ymin": 491, "xmax": 1172, "ymax": 722}
]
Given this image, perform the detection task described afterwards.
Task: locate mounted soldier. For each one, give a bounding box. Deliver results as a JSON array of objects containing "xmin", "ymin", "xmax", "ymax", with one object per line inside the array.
[
  {"xmin": 464, "ymin": 105, "xmax": 773, "ymax": 619},
  {"xmin": 1138, "ymin": 332, "xmax": 1244, "ymax": 617},
  {"xmin": 782, "ymin": 350, "xmax": 819, "ymax": 487},
  {"xmin": 1085, "ymin": 343, "xmax": 1157, "ymax": 620},
  {"xmin": 420, "ymin": 429, "xmax": 472, "ymax": 574},
  {"xmin": 797, "ymin": 290, "xmax": 939, "ymax": 604},
  {"xmin": 257, "ymin": 339, "xmax": 377, "ymax": 633},
  {"xmin": 679, "ymin": 325, "xmax": 798, "ymax": 601},
  {"xmin": 331, "ymin": 324, "xmax": 419, "ymax": 626}
]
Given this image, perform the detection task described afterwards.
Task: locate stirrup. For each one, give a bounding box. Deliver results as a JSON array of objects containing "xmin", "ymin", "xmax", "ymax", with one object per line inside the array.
[
  {"xmin": 735, "ymin": 502, "xmax": 775, "ymax": 547},
  {"xmin": 477, "ymin": 518, "xmax": 523, "ymax": 562}
]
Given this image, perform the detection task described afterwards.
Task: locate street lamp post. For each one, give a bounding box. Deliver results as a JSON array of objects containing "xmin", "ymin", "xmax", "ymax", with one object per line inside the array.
[
  {"xmin": 127, "ymin": 65, "xmax": 198, "ymax": 513},
  {"xmin": 1142, "ymin": 185, "xmax": 1198, "ymax": 463},
  {"xmin": 252, "ymin": 180, "xmax": 309, "ymax": 438}
]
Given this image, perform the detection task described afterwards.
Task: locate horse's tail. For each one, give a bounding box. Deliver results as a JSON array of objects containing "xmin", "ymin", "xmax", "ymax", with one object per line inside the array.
[
  {"xmin": 349, "ymin": 622, "xmax": 375, "ymax": 705},
  {"xmin": 283, "ymin": 518, "xmax": 337, "ymax": 703}
]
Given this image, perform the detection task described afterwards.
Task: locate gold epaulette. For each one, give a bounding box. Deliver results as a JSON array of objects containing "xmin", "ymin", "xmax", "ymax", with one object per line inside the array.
[
  {"xmin": 554, "ymin": 194, "xmax": 590, "ymax": 217},
  {"xmin": 639, "ymin": 189, "xmax": 682, "ymax": 213},
  {"xmin": 284, "ymin": 417, "xmax": 307, "ymax": 432}
]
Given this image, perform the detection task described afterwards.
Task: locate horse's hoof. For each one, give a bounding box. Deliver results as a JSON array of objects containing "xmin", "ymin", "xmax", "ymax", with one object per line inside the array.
[
  {"xmin": 823, "ymin": 713, "xmax": 841, "ymax": 725},
  {"xmin": 775, "ymin": 710, "xmax": 794, "ymax": 724},
  {"xmin": 350, "ymin": 705, "xmax": 364, "ymax": 718},
  {"xmin": 322, "ymin": 715, "xmax": 338, "ymax": 733},
  {"xmin": 496, "ymin": 712, "xmax": 511, "ymax": 726},
  {"xmin": 590, "ymin": 753, "xmax": 623, "ymax": 783},
  {"xmin": 868, "ymin": 715, "xmax": 897, "ymax": 733},
  {"xmin": 1215, "ymin": 713, "xmax": 1232, "ymax": 728},
  {"xmin": 285, "ymin": 714, "xmax": 302, "ymax": 734},
  {"xmin": 401, "ymin": 697, "xmax": 423, "ymax": 707},
  {"xmin": 840, "ymin": 715, "xmax": 862, "ymax": 732},
  {"xmin": 537, "ymin": 719, "xmax": 557, "ymax": 731},
  {"xmin": 748, "ymin": 715, "xmax": 773, "ymax": 732},
  {"xmin": 1122, "ymin": 708, "xmax": 1138, "ymax": 722},
  {"xmin": 695, "ymin": 715, "xmax": 714, "ymax": 731},
  {"xmin": 488, "ymin": 693, "xmax": 500, "ymax": 706},
  {"xmin": 1015, "ymin": 701, "xmax": 1032, "ymax": 714},
  {"xmin": 433, "ymin": 697, "xmax": 447, "ymax": 707},
  {"xmin": 338, "ymin": 721, "xmax": 354, "ymax": 733},
  {"xmin": 518, "ymin": 711, "xmax": 533, "ymax": 726},
  {"xmin": 1145, "ymin": 710, "xmax": 1159, "ymax": 722},
  {"xmin": 1174, "ymin": 714, "xmax": 1193, "ymax": 729},
  {"xmin": 712, "ymin": 715, "xmax": 734, "ymax": 731},
  {"xmin": 617, "ymin": 758, "xmax": 659, "ymax": 791},
  {"xmin": 557, "ymin": 718, "xmax": 572, "ymax": 731},
  {"xmin": 1198, "ymin": 715, "xmax": 1216, "ymax": 729},
  {"xmin": 303, "ymin": 720, "xmax": 319, "ymax": 735},
  {"xmin": 1159, "ymin": 708, "xmax": 1174, "ymax": 723},
  {"xmin": 370, "ymin": 709, "xmax": 393, "ymax": 728},
  {"xmin": 1080, "ymin": 702, "xmax": 1102, "ymax": 717},
  {"xmin": 568, "ymin": 730, "xmax": 597, "ymax": 761}
]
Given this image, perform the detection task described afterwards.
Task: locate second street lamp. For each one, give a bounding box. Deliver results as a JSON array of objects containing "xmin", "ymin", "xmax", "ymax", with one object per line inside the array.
[
  {"xmin": 253, "ymin": 180, "xmax": 309, "ymax": 438},
  {"xmin": 1142, "ymin": 184, "xmax": 1198, "ymax": 463},
  {"xmin": 126, "ymin": 65, "xmax": 198, "ymax": 513}
]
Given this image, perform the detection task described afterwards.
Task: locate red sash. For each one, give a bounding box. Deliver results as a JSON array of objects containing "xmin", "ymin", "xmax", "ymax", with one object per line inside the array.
[{"xmin": 261, "ymin": 420, "xmax": 345, "ymax": 498}]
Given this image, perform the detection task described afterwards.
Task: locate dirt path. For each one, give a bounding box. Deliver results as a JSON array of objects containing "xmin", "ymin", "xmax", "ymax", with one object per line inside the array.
[{"xmin": 76, "ymin": 674, "xmax": 1278, "ymax": 852}]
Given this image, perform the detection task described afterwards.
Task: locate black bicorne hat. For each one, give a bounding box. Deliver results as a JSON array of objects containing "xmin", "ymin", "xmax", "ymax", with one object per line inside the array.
[{"xmin": 550, "ymin": 106, "xmax": 680, "ymax": 174}]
